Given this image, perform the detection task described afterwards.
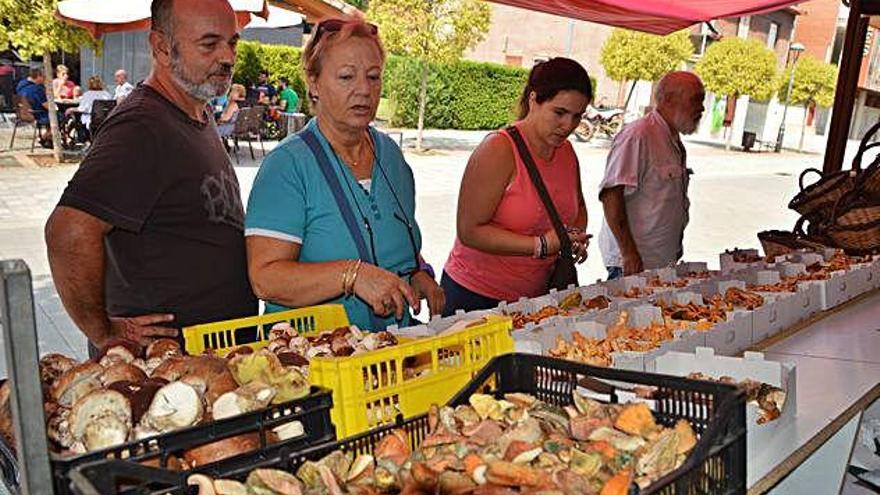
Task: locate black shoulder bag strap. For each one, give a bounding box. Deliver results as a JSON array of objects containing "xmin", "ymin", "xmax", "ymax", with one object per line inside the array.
[
  {"xmin": 506, "ymin": 125, "xmax": 574, "ymax": 259},
  {"xmin": 301, "ymin": 128, "xmax": 383, "ymax": 328},
  {"xmin": 301, "ymin": 128, "xmax": 372, "ymax": 263}
]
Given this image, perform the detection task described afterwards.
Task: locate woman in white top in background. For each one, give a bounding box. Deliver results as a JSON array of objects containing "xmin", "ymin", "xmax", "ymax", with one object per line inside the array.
[{"xmin": 67, "ymin": 75, "xmax": 113, "ymax": 128}]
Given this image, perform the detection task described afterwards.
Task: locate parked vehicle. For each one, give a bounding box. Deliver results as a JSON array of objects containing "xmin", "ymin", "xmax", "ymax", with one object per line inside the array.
[{"xmin": 574, "ymin": 105, "xmax": 625, "ymax": 142}]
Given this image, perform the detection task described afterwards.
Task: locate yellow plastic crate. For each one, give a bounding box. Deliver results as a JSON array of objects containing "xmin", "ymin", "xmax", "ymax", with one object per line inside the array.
[
  {"xmin": 182, "ymin": 305, "xmax": 349, "ymax": 357},
  {"xmin": 184, "ymin": 307, "xmax": 513, "ymax": 438},
  {"xmin": 309, "ymin": 315, "xmax": 514, "ymax": 437}
]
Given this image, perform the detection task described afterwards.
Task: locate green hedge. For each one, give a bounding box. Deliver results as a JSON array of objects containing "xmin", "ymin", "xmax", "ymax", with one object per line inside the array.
[{"xmin": 233, "ymin": 40, "xmax": 533, "ymax": 130}]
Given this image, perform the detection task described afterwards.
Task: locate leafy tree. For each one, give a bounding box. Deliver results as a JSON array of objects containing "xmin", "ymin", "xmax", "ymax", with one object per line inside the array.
[
  {"xmin": 368, "ymin": 0, "xmax": 490, "ymax": 151},
  {"xmin": 777, "ymin": 55, "xmax": 837, "ymax": 151},
  {"xmin": 0, "ymin": 0, "xmax": 96, "ymax": 162},
  {"xmin": 696, "ymin": 37, "xmax": 778, "ymax": 149},
  {"xmin": 600, "ymin": 29, "xmax": 693, "ymax": 106}
]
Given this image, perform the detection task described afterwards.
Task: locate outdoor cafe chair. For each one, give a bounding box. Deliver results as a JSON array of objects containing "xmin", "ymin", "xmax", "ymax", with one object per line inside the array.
[
  {"xmin": 229, "ymin": 105, "xmax": 265, "ymax": 164},
  {"xmin": 89, "ymin": 100, "xmax": 116, "ymax": 139},
  {"xmin": 8, "ymin": 95, "xmax": 48, "ymax": 152}
]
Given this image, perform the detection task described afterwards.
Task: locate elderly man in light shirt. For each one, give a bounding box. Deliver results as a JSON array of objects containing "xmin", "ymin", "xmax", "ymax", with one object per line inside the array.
[
  {"xmin": 113, "ymin": 69, "xmax": 135, "ymax": 102},
  {"xmin": 598, "ymin": 71, "xmax": 705, "ymax": 279}
]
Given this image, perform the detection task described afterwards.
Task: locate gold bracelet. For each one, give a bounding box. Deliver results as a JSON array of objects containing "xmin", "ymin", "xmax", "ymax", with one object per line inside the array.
[
  {"xmin": 349, "ymin": 260, "xmax": 363, "ymax": 295},
  {"xmin": 342, "ymin": 260, "xmax": 355, "ymax": 296}
]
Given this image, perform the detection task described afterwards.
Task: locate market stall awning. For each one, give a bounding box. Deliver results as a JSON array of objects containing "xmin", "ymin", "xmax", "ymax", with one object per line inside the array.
[
  {"xmin": 273, "ymin": 0, "xmax": 360, "ymax": 23},
  {"xmin": 484, "ymin": 0, "xmax": 804, "ymax": 35},
  {"xmin": 245, "ymin": 4, "xmax": 303, "ymax": 29},
  {"xmin": 55, "ymin": 0, "xmax": 270, "ymax": 38}
]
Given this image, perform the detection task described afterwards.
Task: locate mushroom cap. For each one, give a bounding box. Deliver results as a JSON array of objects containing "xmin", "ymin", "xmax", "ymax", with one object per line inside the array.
[
  {"xmin": 69, "ymin": 389, "xmax": 132, "ymax": 444},
  {"xmin": 146, "ymin": 339, "xmax": 182, "ymax": 360},
  {"xmin": 99, "ymin": 362, "xmax": 148, "ymax": 387},
  {"xmin": 183, "ymin": 433, "xmax": 259, "ymax": 468},
  {"xmin": 51, "ymin": 362, "xmax": 104, "ymax": 406}
]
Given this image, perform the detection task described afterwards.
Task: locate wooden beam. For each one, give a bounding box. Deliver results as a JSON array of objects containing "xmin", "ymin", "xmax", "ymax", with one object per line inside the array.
[{"xmin": 823, "ymin": 1, "xmax": 868, "ymax": 173}]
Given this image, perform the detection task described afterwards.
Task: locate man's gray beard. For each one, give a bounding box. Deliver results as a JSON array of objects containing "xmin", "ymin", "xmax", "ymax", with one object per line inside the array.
[{"xmin": 169, "ymin": 51, "xmax": 230, "ymax": 102}]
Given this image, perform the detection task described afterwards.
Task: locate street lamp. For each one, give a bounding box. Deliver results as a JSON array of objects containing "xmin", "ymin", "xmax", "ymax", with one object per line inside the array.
[{"xmin": 776, "ymin": 42, "xmax": 806, "ymax": 152}]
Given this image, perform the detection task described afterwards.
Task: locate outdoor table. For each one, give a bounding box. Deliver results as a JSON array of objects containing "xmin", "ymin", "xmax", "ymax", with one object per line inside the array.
[{"xmin": 744, "ymin": 290, "xmax": 880, "ymax": 493}]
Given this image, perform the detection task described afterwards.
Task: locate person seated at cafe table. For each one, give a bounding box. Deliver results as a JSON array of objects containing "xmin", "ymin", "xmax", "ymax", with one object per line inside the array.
[
  {"xmin": 597, "ymin": 71, "xmax": 705, "ymax": 280},
  {"xmin": 15, "ymin": 67, "xmax": 52, "ymax": 147},
  {"xmin": 53, "ymin": 64, "xmax": 77, "ymax": 101},
  {"xmin": 66, "ymin": 75, "xmax": 112, "ymax": 129},
  {"xmin": 245, "ymin": 17, "xmax": 445, "ymax": 331}
]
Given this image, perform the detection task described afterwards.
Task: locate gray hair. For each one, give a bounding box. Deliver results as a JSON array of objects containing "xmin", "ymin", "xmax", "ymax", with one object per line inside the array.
[
  {"xmin": 655, "ymin": 71, "xmax": 702, "ymax": 104},
  {"xmin": 151, "ymin": 0, "xmax": 175, "ymax": 37}
]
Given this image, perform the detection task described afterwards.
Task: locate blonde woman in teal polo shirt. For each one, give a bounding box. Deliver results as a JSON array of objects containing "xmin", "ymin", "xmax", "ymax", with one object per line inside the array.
[{"xmin": 244, "ymin": 18, "xmax": 445, "ymax": 330}]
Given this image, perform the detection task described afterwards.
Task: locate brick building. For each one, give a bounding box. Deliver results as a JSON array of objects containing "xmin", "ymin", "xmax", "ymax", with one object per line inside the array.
[{"xmin": 465, "ymin": 3, "xmax": 618, "ymax": 103}]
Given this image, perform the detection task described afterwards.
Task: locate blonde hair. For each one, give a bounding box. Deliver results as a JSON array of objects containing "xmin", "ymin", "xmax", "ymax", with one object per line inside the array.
[
  {"xmin": 56, "ymin": 64, "xmax": 69, "ymax": 76},
  {"xmin": 230, "ymin": 83, "xmax": 246, "ymax": 99},
  {"xmin": 302, "ymin": 17, "xmax": 385, "ymax": 102},
  {"xmin": 87, "ymin": 75, "xmax": 104, "ymax": 91}
]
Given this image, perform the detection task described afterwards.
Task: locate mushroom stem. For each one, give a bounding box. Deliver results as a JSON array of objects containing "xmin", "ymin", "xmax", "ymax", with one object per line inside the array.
[{"xmin": 187, "ymin": 474, "xmax": 217, "ymax": 495}]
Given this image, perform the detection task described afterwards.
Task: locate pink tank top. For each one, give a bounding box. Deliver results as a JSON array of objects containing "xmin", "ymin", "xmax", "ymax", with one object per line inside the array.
[{"xmin": 444, "ymin": 125, "xmax": 580, "ymax": 302}]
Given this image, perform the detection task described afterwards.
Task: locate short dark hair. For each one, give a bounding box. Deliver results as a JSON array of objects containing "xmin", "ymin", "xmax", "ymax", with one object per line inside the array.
[
  {"xmin": 151, "ymin": 0, "xmax": 175, "ymax": 35},
  {"xmin": 29, "ymin": 68, "xmax": 43, "ymax": 79},
  {"xmin": 259, "ymin": 69, "xmax": 269, "ymax": 77},
  {"xmin": 518, "ymin": 57, "xmax": 593, "ymax": 119},
  {"xmin": 279, "ymin": 76, "xmax": 289, "ymax": 84}
]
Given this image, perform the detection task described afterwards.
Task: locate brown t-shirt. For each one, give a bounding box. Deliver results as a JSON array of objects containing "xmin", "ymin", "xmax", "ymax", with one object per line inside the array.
[{"xmin": 59, "ymin": 84, "xmax": 257, "ymax": 331}]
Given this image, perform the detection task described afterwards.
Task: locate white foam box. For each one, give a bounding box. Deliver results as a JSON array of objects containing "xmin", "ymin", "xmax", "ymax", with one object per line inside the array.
[
  {"xmin": 704, "ymin": 310, "xmax": 752, "ymax": 356},
  {"xmin": 650, "ymin": 347, "xmax": 797, "ymax": 468},
  {"xmin": 747, "ymin": 291, "xmax": 789, "ymax": 344},
  {"xmin": 736, "ymin": 269, "xmax": 782, "ymax": 287},
  {"xmin": 845, "ymin": 263, "xmax": 875, "ymax": 298},
  {"xmin": 601, "ymin": 275, "xmax": 647, "ymax": 298},
  {"xmin": 871, "ymin": 256, "xmax": 880, "ymax": 289},
  {"xmin": 720, "ymin": 249, "xmax": 765, "ymax": 275},
  {"xmin": 786, "ymin": 251, "xmax": 825, "ymax": 267},
  {"xmin": 772, "ymin": 262, "xmax": 807, "ymax": 279},
  {"xmin": 390, "ymin": 307, "xmax": 501, "ymax": 338},
  {"xmin": 675, "ymin": 261, "xmax": 710, "ymax": 277},
  {"xmin": 644, "ymin": 267, "xmax": 678, "ymax": 283},
  {"xmin": 512, "ymin": 316, "xmax": 677, "ymax": 372},
  {"xmin": 653, "ymin": 290, "xmax": 704, "ymax": 307},
  {"xmin": 786, "ymin": 282, "xmax": 823, "ymax": 325}
]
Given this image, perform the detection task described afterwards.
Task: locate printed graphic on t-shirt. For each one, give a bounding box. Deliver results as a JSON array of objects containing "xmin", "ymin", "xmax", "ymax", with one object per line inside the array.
[{"xmin": 201, "ymin": 168, "xmax": 245, "ymax": 228}]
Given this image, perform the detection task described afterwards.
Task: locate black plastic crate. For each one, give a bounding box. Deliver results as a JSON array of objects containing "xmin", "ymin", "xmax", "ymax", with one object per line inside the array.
[
  {"xmin": 1, "ymin": 386, "xmax": 335, "ymax": 495},
  {"xmin": 70, "ymin": 353, "xmax": 747, "ymax": 495}
]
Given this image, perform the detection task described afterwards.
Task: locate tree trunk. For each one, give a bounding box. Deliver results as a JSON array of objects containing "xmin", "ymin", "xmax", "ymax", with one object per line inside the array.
[
  {"xmin": 42, "ymin": 52, "xmax": 62, "ymax": 163},
  {"xmin": 799, "ymin": 103, "xmax": 809, "ymax": 153},
  {"xmin": 724, "ymin": 94, "xmax": 737, "ymax": 151},
  {"xmin": 416, "ymin": 61, "xmax": 429, "ymax": 152},
  {"xmin": 616, "ymin": 80, "xmax": 627, "ymax": 107}
]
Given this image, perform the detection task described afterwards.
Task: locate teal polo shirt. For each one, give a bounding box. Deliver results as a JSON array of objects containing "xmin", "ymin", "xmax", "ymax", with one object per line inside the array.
[{"xmin": 245, "ymin": 118, "xmax": 422, "ymax": 330}]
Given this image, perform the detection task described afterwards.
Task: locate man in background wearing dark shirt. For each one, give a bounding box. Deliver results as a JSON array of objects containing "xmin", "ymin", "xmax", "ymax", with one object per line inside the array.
[
  {"xmin": 254, "ymin": 69, "xmax": 276, "ymax": 105},
  {"xmin": 45, "ymin": 0, "xmax": 257, "ymax": 351},
  {"xmin": 15, "ymin": 68, "xmax": 51, "ymax": 145}
]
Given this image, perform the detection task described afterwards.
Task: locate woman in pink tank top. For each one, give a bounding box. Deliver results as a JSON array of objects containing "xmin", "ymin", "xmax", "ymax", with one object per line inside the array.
[{"xmin": 442, "ymin": 58, "xmax": 593, "ymax": 314}]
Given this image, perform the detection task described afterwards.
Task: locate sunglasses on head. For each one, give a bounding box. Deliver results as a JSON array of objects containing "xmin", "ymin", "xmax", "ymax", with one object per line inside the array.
[{"xmin": 313, "ymin": 18, "xmax": 379, "ymax": 43}]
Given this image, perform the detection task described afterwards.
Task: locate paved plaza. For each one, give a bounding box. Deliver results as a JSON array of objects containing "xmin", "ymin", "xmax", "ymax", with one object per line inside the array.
[{"xmin": 0, "ymin": 123, "xmax": 866, "ymax": 373}]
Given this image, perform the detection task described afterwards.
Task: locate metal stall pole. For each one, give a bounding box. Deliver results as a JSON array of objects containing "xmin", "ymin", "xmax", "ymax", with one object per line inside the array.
[
  {"xmin": 1, "ymin": 260, "xmax": 53, "ymax": 494},
  {"xmin": 823, "ymin": 0, "xmax": 870, "ymax": 174}
]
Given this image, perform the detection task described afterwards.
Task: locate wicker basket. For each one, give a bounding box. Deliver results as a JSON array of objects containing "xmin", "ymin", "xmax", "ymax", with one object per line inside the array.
[
  {"xmin": 758, "ymin": 230, "xmax": 827, "ymax": 259},
  {"xmin": 824, "ymin": 192, "xmax": 880, "ymax": 255},
  {"xmin": 758, "ymin": 217, "xmax": 830, "ymax": 259},
  {"xmin": 789, "ymin": 120, "xmax": 880, "ymax": 223}
]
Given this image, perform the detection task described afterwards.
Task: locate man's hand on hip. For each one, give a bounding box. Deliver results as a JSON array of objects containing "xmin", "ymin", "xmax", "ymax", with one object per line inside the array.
[{"xmin": 107, "ymin": 314, "xmax": 178, "ymax": 348}]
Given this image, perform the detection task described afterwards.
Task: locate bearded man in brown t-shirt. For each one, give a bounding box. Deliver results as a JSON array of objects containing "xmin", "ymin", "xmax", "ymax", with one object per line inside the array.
[{"xmin": 45, "ymin": 0, "xmax": 257, "ymax": 351}]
